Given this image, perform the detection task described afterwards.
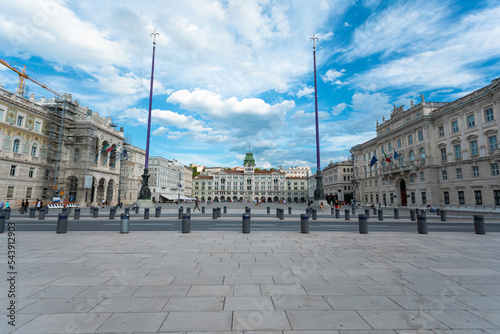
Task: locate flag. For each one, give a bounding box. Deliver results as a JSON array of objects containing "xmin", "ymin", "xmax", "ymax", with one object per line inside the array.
[
  {"xmin": 94, "ymin": 142, "xmax": 109, "ymax": 163},
  {"xmin": 106, "ymin": 146, "xmax": 114, "ymax": 152},
  {"xmin": 370, "ymin": 155, "xmax": 378, "ymax": 167},
  {"xmin": 383, "ymin": 152, "xmax": 391, "ymax": 163},
  {"xmin": 393, "ymin": 150, "xmax": 399, "ymax": 160},
  {"xmin": 102, "ymin": 145, "xmax": 117, "ymax": 166}
]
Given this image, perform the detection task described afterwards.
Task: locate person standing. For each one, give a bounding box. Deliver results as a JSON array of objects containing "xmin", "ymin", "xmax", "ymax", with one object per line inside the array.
[
  {"xmin": 0, "ymin": 200, "xmax": 4, "ymax": 209},
  {"xmin": 19, "ymin": 199, "xmax": 24, "ymax": 213},
  {"xmin": 193, "ymin": 199, "xmax": 200, "ymax": 212},
  {"xmin": 36, "ymin": 199, "xmax": 41, "ymax": 211},
  {"xmin": 25, "ymin": 199, "xmax": 29, "ymax": 213}
]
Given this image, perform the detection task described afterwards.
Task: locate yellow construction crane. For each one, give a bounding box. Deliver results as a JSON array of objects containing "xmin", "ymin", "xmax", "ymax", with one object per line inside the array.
[{"xmin": 0, "ymin": 58, "xmax": 63, "ymax": 98}]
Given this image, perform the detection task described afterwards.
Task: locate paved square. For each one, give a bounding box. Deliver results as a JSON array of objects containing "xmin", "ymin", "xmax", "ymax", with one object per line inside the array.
[{"xmin": 1, "ymin": 231, "xmax": 500, "ymax": 333}]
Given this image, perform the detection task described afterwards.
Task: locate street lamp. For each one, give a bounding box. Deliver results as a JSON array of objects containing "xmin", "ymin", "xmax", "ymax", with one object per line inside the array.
[
  {"xmin": 117, "ymin": 144, "xmax": 129, "ymax": 208},
  {"xmin": 138, "ymin": 28, "xmax": 159, "ymax": 201},
  {"xmin": 349, "ymin": 152, "xmax": 358, "ymax": 207},
  {"xmin": 177, "ymin": 171, "xmax": 182, "ymax": 204}
]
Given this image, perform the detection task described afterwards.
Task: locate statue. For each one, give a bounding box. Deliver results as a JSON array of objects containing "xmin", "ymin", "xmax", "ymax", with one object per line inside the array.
[
  {"xmin": 410, "ymin": 100, "xmax": 414, "ymax": 108},
  {"xmin": 420, "ymin": 94, "xmax": 425, "ymax": 103}
]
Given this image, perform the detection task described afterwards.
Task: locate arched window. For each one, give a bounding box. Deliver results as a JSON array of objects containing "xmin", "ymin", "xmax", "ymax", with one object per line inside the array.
[
  {"xmin": 31, "ymin": 144, "xmax": 38, "ymax": 157},
  {"xmin": 13, "ymin": 139, "xmax": 20, "ymax": 153},
  {"xmin": 74, "ymin": 148, "xmax": 80, "ymax": 162},
  {"xmin": 420, "ymin": 148, "xmax": 426, "ymax": 164},
  {"xmin": 409, "ymin": 151, "xmax": 415, "ymax": 164}
]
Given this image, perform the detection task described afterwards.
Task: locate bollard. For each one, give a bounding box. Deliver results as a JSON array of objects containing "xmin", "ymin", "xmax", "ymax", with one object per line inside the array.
[
  {"xmin": 473, "ymin": 215, "xmax": 485, "ymax": 235},
  {"xmin": 93, "ymin": 207, "xmax": 99, "ymax": 218},
  {"xmin": 0, "ymin": 213, "xmax": 5, "ymax": 233},
  {"xmin": 67, "ymin": 207, "xmax": 72, "ymax": 215},
  {"xmin": 267, "ymin": 206, "xmax": 270, "ymax": 214},
  {"xmin": 45, "ymin": 206, "xmax": 49, "ymax": 214},
  {"xmin": 288, "ymin": 207, "xmax": 292, "ymax": 215},
  {"xmin": 394, "ymin": 208, "xmax": 399, "ymax": 219},
  {"xmin": 29, "ymin": 207, "xmax": 36, "ymax": 218},
  {"xmin": 202, "ymin": 206, "xmax": 205, "ymax": 214},
  {"xmin": 56, "ymin": 213, "xmax": 68, "ymax": 234},
  {"xmin": 378, "ymin": 209, "xmax": 384, "ymax": 221},
  {"xmin": 300, "ymin": 214, "xmax": 309, "ymax": 234},
  {"xmin": 120, "ymin": 213, "xmax": 130, "ymax": 234},
  {"xmin": 109, "ymin": 207, "xmax": 116, "ymax": 220},
  {"xmin": 5, "ymin": 207, "xmax": 11, "ymax": 220},
  {"xmin": 178, "ymin": 207, "xmax": 183, "ymax": 219},
  {"xmin": 417, "ymin": 215, "xmax": 427, "ymax": 234},
  {"xmin": 440, "ymin": 210, "xmax": 447, "ymax": 221},
  {"xmin": 182, "ymin": 214, "xmax": 191, "ymax": 233},
  {"xmin": 186, "ymin": 207, "xmax": 191, "ymax": 214},
  {"xmin": 358, "ymin": 214, "xmax": 368, "ymax": 234},
  {"xmin": 279, "ymin": 208, "xmax": 284, "ymax": 220},
  {"xmin": 307, "ymin": 207, "xmax": 311, "ymax": 218},
  {"xmin": 245, "ymin": 207, "xmax": 250, "ymax": 216},
  {"xmin": 144, "ymin": 208, "xmax": 150, "ymax": 220},
  {"xmin": 352, "ymin": 206, "xmax": 356, "ymax": 215},
  {"xmin": 410, "ymin": 210, "xmax": 416, "ymax": 221},
  {"xmin": 217, "ymin": 207, "xmax": 221, "ymax": 218},
  {"xmin": 331, "ymin": 207, "xmax": 335, "ymax": 215},
  {"xmin": 135, "ymin": 206, "xmax": 139, "ymax": 214},
  {"xmin": 365, "ymin": 209, "xmax": 370, "ymax": 219},
  {"xmin": 335, "ymin": 209, "xmax": 340, "ymax": 219},
  {"xmin": 312, "ymin": 208, "xmax": 317, "ymax": 220},
  {"xmin": 62, "ymin": 208, "xmax": 68, "ymax": 217},
  {"xmin": 90, "ymin": 207, "xmax": 94, "ymax": 214},
  {"xmin": 212, "ymin": 208, "xmax": 217, "ymax": 219},
  {"xmin": 224, "ymin": 206, "xmax": 227, "ymax": 214},
  {"xmin": 125, "ymin": 207, "xmax": 130, "ymax": 214},
  {"xmin": 39, "ymin": 208, "xmax": 46, "ymax": 220},
  {"xmin": 345, "ymin": 209, "xmax": 350, "ymax": 220},
  {"xmin": 415, "ymin": 208, "xmax": 420, "ymax": 216},
  {"xmin": 436, "ymin": 208, "xmax": 441, "ymax": 216},
  {"xmin": 74, "ymin": 208, "xmax": 81, "ymax": 220},
  {"xmin": 242, "ymin": 213, "xmax": 250, "ymax": 233},
  {"xmin": 372, "ymin": 207, "xmax": 377, "ymax": 215},
  {"xmin": 155, "ymin": 206, "xmax": 161, "ymax": 218}
]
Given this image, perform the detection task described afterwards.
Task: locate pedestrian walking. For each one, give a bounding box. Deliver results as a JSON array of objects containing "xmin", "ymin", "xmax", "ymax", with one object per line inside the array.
[
  {"xmin": 19, "ymin": 199, "xmax": 25, "ymax": 213},
  {"xmin": 0, "ymin": 200, "xmax": 4, "ymax": 209},
  {"xmin": 5, "ymin": 201, "xmax": 9, "ymax": 208},
  {"xmin": 193, "ymin": 199, "xmax": 200, "ymax": 212},
  {"xmin": 36, "ymin": 199, "xmax": 42, "ymax": 211}
]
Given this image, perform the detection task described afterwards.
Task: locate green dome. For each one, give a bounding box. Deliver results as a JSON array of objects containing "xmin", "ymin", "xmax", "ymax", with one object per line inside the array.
[{"xmin": 243, "ymin": 152, "xmax": 255, "ymax": 166}]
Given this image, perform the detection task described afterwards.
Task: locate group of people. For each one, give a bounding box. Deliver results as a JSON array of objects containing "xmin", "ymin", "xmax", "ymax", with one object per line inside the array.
[
  {"xmin": 0, "ymin": 200, "xmax": 10, "ymax": 209},
  {"xmin": 16, "ymin": 199, "xmax": 43, "ymax": 213}
]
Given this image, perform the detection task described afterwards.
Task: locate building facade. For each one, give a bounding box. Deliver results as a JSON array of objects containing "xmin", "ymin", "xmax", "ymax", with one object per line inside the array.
[
  {"xmin": 323, "ymin": 160, "xmax": 354, "ymax": 203},
  {"xmin": 150, "ymin": 157, "xmax": 193, "ymax": 202},
  {"xmin": 0, "ymin": 85, "xmax": 146, "ymax": 207},
  {"xmin": 351, "ymin": 78, "xmax": 500, "ymax": 210}
]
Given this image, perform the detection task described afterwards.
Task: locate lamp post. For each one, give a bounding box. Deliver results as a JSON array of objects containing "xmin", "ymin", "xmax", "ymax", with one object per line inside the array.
[
  {"xmin": 310, "ymin": 33, "xmax": 326, "ymax": 202},
  {"xmin": 177, "ymin": 171, "xmax": 182, "ymax": 204},
  {"xmin": 138, "ymin": 28, "xmax": 159, "ymax": 201}
]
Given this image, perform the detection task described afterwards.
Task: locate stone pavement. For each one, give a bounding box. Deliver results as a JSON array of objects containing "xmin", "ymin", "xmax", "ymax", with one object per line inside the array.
[{"xmin": 1, "ymin": 229, "xmax": 500, "ymax": 333}]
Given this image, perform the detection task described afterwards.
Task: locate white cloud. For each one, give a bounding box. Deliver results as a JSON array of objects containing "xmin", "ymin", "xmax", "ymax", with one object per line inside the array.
[
  {"xmin": 331, "ymin": 103, "xmax": 347, "ymax": 116},
  {"xmin": 322, "ymin": 69, "xmax": 345, "ymax": 84},
  {"xmin": 297, "ymin": 86, "xmax": 314, "ymax": 98}
]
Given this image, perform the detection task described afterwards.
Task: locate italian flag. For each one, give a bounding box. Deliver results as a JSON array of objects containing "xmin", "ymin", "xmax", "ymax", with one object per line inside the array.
[{"xmin": 383, "ymin": 152, "xmax": 391, "ymax": 162}]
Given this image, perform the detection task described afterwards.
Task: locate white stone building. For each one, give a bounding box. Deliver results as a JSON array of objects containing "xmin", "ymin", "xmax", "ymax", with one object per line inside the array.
[
  {"xmin": 149, "ymin": 157, "xmax": 193, "ymax": 202},
  {"xmin": 323, "ymin": 160, "xmax": 354, "ymax": 203},
  {"xmin": 351, "ymin": 78, "xmax": 500, "ymax": 211}
]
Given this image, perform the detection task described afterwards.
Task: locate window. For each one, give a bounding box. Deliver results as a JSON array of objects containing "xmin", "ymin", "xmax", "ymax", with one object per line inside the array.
[
  {"xmin": 17, "ymin": 115, "xmax": 24, "ymax": 126},
  {"xmin": 411, "ymin": 192, "xmax": 415, "ymax": 204},
  {"xmin": 452, "ymin": 120, "xmax": 459, "ymax": 133},
  {"xmin": 7, "ymin": 186, "xmax": 14, "ymax": 199},
  {"xmin": 418, "ymin": 130, "xmax": 424, "ymax": 141},
  {"xmin": 31, "ymin": 144, "xmax": 38, "ymax": 157},
  {"xmin": 440, "ymin": 148, "xmax": 447, "ymax": 162},
  {"xmin": 0, "ymin": 108, "xmax": 4, "ymax": 121},
  {"xmin": 420, "ymin": 172, "xmax": 425, "ymax": 181},
  {"xmin": 420, "ymin": 148, "xmax": 426, "ymax": 164},
  {"xmin": 438, "ymin": 126, "xmax": 444, "ymax": 137},
  {"xmin": 397, "ymin": 139, "xmax": 401, "ymax": 148},
  {"xmin": 410, "ymin": 151, "xmax": 415, "ymax": 164},
  {"xmin": 10, "ymin": 165, "xmax": 16, "ymax": 176},
  {"xmin": 489, "ymin": 135, "xmax": 498, "ymax": 151},
  {"xmin": 26, "ymin": 187, "xmax": 32, "ymax": 198},
  {"xmin": 495, "ymin": 190, "xmax": 500, "ymax": 205},
  {"xmin": 492, "ymin": 163, "xmax": 499, "ymax": 176},
  {"xmin": 388, "ymin": 143, "xmax": 392, "ymax": 151},
  {"xmin": 458, "ymin": 191, "xmax": 465, "ymax": 204},
  {"xmin": 467, "ymin": 114, "xmax": 475, "ymax": 127},
  {"xmin": 408, "ymin": 134, "xmax": 413, "ymax": 145},
  {"xmin": 454, "ymin": 144, "xmax": 461, "ymax": 159},
  {"xmin": 442, "ymin": 170, "xmax": 447, "ymax": 180},
  {"xmin": 410, "ymin": 173, "xmax": 415, "ymax": 183},
  {"xmin": 29, "ymin": 167, "xmax": 35, "ymax": 178},
  {"xmin": 485, "ymin": 108, "xmax": 494, "ymax": 122},
  {"xmin": 421, "ymin": 192, "xmax": 427, "ymax": 204},
  {"xmin": 456, "ymin": 168, "xmax": 462, "ymax": 179},
  {"xmin": 470, "ymin": 140, "xmax": 478, "ymax": 156},
  {"xmin": 472, "ymin": 166, "xmax": 479, "ymax": 178},
  {"xmin": 13, "ymin": 139, "xmax": 20, "ymax": 153},
  {"xmin": 474, "ymin": 190, "xmax": 482, "ymax": 205},
  {"xmin": 35, "ymin": 121, "xmax": 41, "ymax": 132},
  {"xmin": 444, "ymin": 191, "xmax": 450, "ymax": 204}
]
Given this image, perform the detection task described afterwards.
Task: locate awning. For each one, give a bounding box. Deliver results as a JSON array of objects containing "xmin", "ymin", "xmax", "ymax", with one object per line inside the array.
[{"xmin": 159, "ymin": 194, "xmax": 177, "ymax": 200}]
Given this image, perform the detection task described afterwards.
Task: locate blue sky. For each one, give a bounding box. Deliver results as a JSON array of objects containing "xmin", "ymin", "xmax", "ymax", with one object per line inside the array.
[{"xmin": 1, "ymin": 0, "xmax": 499, "ymax": 172}]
